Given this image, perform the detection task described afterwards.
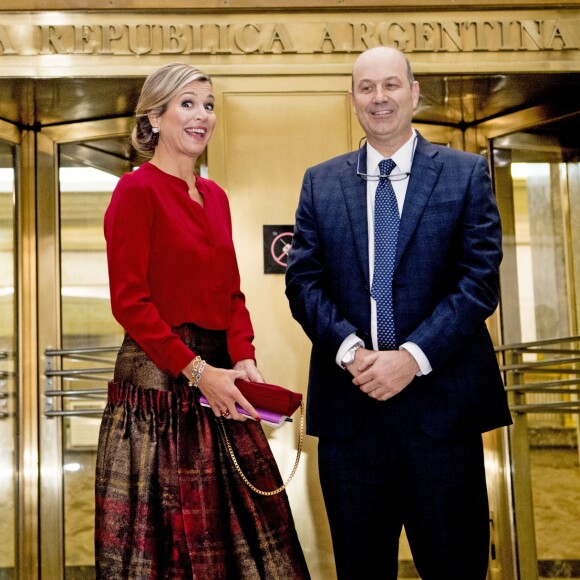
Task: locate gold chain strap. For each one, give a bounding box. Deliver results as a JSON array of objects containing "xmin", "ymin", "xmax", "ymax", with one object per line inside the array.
[{"xmin": 217, "ymin": 401, "xmax": 304, "ymax": 496}]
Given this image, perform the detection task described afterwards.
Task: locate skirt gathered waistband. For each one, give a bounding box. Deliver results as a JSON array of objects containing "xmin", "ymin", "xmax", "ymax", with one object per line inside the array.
[{"xmin": 112, "ymin": 322, "xmax": 231, "ymax": 394}]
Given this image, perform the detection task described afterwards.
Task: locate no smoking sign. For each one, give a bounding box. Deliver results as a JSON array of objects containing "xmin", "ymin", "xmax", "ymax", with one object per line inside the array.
[{"xmin": 263, "ymin": 225, "xmax": 294, "ymax": 274}]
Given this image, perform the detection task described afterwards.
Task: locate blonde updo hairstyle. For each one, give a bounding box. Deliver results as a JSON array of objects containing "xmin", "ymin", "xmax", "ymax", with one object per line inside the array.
[{"xmin": 131, "ymin": 62, "xmax": 213, "ymax": 157}]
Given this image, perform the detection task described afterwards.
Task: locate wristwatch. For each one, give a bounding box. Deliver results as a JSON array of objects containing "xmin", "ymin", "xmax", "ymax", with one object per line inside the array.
[{"xmin": 341, "ymin": 344, "xmax": 362, "ymax": 369}]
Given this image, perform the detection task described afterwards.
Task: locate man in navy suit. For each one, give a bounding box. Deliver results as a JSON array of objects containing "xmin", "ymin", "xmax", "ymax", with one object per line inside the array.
[{"xmin": 285, "ymin": 46, "xmax": 512, "ymax": 580}]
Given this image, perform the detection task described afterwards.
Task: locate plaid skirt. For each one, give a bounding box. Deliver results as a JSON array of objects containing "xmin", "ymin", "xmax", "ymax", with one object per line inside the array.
[{"xmin": 95, "ymin": 324, "xmax": 310, "ymax": 579}]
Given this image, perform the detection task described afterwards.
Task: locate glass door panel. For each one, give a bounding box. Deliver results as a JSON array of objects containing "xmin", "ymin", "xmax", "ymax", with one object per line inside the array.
[
  {"xmin": 58, "ymin": 161, "xmax": 123, "ymax": 578},
  {"xmin": 492, "ymin": 133, "xmax": 580, "ymax": 579},
  {"xmin": 38, "ymin": 118, "xmax": 133, "ymax": 580},
  {"xmin": 0, "ymin": 141, "xmax": 17, "ymax": 579}
]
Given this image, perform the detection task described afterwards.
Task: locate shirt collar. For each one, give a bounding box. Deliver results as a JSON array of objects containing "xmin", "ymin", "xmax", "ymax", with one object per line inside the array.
[{"xmin": 366, "ymin": 129, "xmax": 417, "ymax": 176}]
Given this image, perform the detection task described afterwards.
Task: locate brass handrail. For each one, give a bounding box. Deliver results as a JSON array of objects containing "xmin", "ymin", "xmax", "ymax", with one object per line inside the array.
[
  {"xmin": 44, "ymin": 346, "xmax": 118, "ymax": 418},
  {"xmin": 0, "ymin": 354, "xmax": 12, "ymax": 420},
  {"xmin": 43, "ymin": 337, "xmax": 580, "ymax": 417},
  {"xmin": 494, "ymin": 335, "xmax": 580, "ymax": 351},
  {"xmin": 496, "ymin": 335, "xmax": 580, "ymax": 414}
]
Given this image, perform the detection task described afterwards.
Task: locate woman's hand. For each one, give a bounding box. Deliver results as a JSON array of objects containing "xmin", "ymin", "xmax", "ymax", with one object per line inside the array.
[
  {"xmin": 233, "ymin": 358, "xmax": 264, "ymax": 383},
  {"xmin": 181, "ymin": 359, "xmax": 262, "ymax": 422}
]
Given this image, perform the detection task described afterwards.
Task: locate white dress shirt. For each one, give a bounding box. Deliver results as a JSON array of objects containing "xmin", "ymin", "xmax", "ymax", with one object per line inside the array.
[{"xmin": 336, "ymin": 130, "xmax": 432, "ymax": 376}]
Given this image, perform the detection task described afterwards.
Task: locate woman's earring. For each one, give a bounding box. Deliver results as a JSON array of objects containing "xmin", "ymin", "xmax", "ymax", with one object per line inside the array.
[{"xmin": 151, "ymin": 126, "xmax": 159, "ymax": 147}]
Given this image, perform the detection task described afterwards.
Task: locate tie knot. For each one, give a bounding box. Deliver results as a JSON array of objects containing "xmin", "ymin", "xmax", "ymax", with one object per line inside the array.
[{"xmin": 379, "ymin": 159, "xmax": 396, "ymax": 176}]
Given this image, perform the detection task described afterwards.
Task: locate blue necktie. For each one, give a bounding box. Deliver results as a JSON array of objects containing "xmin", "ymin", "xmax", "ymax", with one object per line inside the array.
[{"xmin": 371, "ymin": 159, "xmax": 399, "ymax": 350}]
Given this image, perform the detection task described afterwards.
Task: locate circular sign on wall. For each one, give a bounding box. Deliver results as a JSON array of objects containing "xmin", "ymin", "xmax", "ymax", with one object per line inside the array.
[{"xmin": 263, "ymin": 225, "xmax": 294, "ymax": 274}]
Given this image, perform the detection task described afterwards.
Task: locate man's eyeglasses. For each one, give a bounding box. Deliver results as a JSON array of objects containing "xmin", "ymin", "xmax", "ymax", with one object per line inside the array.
[{"xmin": 355, "ymin": 136, "xmax": 415, "ymax": 182}]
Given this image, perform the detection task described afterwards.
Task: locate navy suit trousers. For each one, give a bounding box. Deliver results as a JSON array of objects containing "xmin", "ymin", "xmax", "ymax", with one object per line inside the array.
[{"xmin": 318, "ymin": 394, "xmax": 490, "ymax": 580}]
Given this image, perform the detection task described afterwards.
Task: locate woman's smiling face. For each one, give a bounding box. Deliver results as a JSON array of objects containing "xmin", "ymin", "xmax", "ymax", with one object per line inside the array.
[{"xmin": 152, "ymin": 80, "xmax": 216, "ymax": 161}]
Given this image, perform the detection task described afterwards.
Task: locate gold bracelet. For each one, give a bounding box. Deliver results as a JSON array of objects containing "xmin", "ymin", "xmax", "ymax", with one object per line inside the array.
[
  {"xmin": 188, "ymin": 356, "xmax": 206, "ymax": 388},
  {"xmin": 194, "ymin": 360, "xmax": 206, "ymax": 388}
]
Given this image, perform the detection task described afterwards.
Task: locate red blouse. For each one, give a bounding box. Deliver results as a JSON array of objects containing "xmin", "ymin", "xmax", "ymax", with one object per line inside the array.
[{"xmin": 104, "ymin": 162, "xmax": 255, "ymax": 377}]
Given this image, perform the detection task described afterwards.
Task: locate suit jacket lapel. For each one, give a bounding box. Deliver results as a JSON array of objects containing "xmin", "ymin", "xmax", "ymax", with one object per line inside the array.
[
  {"xmin": 340, "ymin": 148, "xmax": 370, "ymax": 286},
  {"xmin": 336, "ymin": 137, "xmax": 443, "ymax": 283},
  {"xmin": 395, "ymin": 135, "xmax": 443, "ymax": 270}
]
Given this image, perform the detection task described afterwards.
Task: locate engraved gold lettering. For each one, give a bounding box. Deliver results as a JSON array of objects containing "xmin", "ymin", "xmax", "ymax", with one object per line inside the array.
[
  {"xmin": 439, "ymin": 21, "xmax": 463, "ymax": 52},
  {"xmin": 73, "ymin": 25, "xmax": 95, "ymax": 54},
  {"xmin": 464, "ymin": 21, "xmax": 493, "ymax": 51},
  {"xmin": 100, "ymin": 25, "xmax": 125, "ymax": 55},
  {"xmin": 544, "ymin": 20, "xmax": 576, "ymax": 50},
  {"xmin": 215, "ymin": 23, "xmax": 232, "ymax": 54},
  {"xmin": 518, "ymin": 20, "xmax": 543, "ymax": 50},
  {"xmin": 413, "ymin": 22, "xmax": 436, "ymax": 51},
  {"xmin": 189, "ymin": 24, "xmax": 210, "ymax": 54},
  {"xmin": 160, "ymin": 24, "xmax": 187, "ymax": 54},
  {"xmin": 381, "ymin": 23, "xmax": 411, "ymax": 51},
  {"xmin": 234, "ymin": 23, "xmax": 261, "ymax": 53},
  {"xmin": 315, "ymin": 24, "xmax": 340, "ymax": 53},
  {"xmin": 128, "ymin": 24, "xmax": 153, "ymax": 55},
  {"xmin": 0, "ymin": 25, "xmax": 16, "ymax": 55},
  {"xmin": 495, "ymin": 20, "xmax": 514, "ymax": 51},
  {"xmin": 262, "ymin": 23, "xmax": 296, "ymax": 53},
  {"xmin": 0, "ymin": 17, "xmax": 576, "ymax": 59},
  {"xmin": 38, "ymin": 25, "xmax": 70, "ymax": 55},
  {"xmin": 351, "ymin": 22, "xmax": 378, "ymax": 51}
]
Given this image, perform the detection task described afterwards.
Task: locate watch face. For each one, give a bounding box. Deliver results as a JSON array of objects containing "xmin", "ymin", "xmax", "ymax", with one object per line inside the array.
[{"xmin": 342, "ymin": 349, "xmax": 355, "ymax": 367}]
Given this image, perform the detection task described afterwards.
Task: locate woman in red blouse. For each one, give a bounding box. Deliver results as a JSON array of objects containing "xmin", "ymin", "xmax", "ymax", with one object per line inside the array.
[{"xmin": 95, "ymin": 62, "xmax": 309, "ymax": 579}]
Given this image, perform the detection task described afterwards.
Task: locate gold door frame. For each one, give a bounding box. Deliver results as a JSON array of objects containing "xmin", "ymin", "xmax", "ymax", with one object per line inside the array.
[
  {"xmin": 36, "ymin": 118, "xmax": 133, "ymax": 580},
  {"xmin": 0, "ymin": 120, "xmax": 28, "ymax": 578}
]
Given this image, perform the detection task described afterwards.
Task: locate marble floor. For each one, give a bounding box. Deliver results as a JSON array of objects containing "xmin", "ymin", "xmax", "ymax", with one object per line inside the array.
[{"xmin": 532, "ymin": 447, "xmax": 580, "ymax": 579}]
